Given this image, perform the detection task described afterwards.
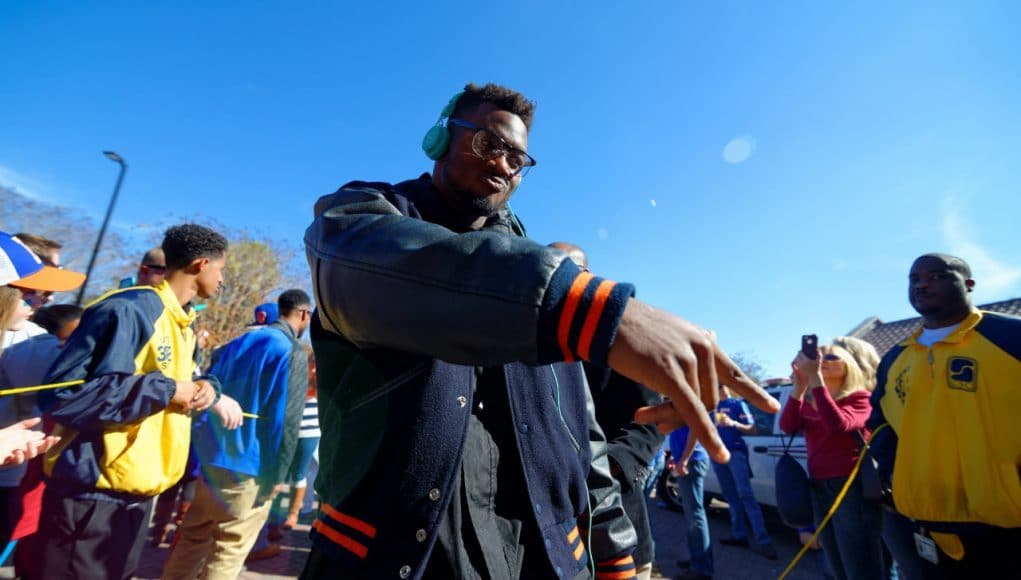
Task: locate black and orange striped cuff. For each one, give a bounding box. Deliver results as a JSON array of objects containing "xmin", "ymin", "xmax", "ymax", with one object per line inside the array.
[
  {"xmin": 312, "ymin": 503, "xmax": 377, "ymax": 559},
  {"xmin": 595, "ymin": 555, "xmax": 637, "ymax": 579},
  {"xmin": 539, "ymin": 260, "xmax": 635, "ymax": 366}
]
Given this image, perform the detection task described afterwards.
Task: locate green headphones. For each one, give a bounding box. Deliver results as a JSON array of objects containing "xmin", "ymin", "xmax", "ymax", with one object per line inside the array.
[{"xmin": 422, "ymin": 91, "xmax": 465, "ymax": 160}]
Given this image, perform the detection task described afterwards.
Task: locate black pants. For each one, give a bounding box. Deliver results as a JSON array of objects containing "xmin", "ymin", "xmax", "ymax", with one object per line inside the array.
[
  {"xmin": 885, "ymin": 512, "xmax": 1021, "ymax": 580},
  {"xmin": 35, "ymin": 491, "xmax": 154, "ymax": 580}
]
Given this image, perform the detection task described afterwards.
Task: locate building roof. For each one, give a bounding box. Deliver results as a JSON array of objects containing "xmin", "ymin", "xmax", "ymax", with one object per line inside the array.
[{"xmin": 848, "ymin": 298, "xmax": 1021, "ymax": 356}]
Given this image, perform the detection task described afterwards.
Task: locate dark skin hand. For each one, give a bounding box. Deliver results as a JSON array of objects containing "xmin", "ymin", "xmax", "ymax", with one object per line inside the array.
[{"xmin": 607, "ymin": 299, "xmax": 780, "ymax": 464}]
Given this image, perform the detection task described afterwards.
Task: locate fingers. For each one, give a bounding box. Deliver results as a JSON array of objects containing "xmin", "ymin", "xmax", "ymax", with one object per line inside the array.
[
  {"xmin": 26, "ymin": 435, "xmax": 59, "ymax": 459},
  {"xmin": 634, "ymin": 403, "xmax": 686, "ymax": 434},
  {"xmin": 190, "ymin": 382, "xmax": 217, "ymax": 412},
  {"xmin": 634, "ymin": 396, "xmax": 731, "ymax": 464},
  {"xmin": 15, "ymin": 417, "xmax": 42, "ymax": 430},
  {"xmin": 696, "ymin": 332, "xmax": 719, "ymax": 414},
  {"xmin": 714, "ymin": 346, "xmax": 781, "ymax": 414}
]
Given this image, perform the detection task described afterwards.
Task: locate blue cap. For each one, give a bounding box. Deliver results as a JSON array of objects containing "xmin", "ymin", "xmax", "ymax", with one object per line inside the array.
[{"xmin": 253, "ymin": 302, "xmax": 279, "ymax": 325}]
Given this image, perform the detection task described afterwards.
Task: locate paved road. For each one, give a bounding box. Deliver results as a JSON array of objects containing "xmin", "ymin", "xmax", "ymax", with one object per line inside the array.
[
  {"xmin": 648, "ymin": 497, "xmax": 825, "ymax": 579},
  {"xmin": 0, "ymin": 496, "xmax": 824, "ymax": 579},
  {"xmin": 134, "ymin": 517, "xmax": 315, "ymax": 580}
]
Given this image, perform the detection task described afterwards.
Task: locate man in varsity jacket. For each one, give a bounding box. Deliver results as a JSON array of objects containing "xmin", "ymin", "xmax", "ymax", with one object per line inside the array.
[
  {"xmin": 303, "ymin": 83, "xmax": 777, "ymax": 580},
  {"xmin": 869, "ymin": 253, "xmax": 1021, "ymax": 578},
  {"xmin": 36, "ymin": 224, "xmax": 229, "ymax": 580}
]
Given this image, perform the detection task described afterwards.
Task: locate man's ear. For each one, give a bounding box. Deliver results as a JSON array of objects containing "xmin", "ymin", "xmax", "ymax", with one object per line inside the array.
[{"xmin": 186, "ymin": 257, "xmax": 210, "ymax": 274}]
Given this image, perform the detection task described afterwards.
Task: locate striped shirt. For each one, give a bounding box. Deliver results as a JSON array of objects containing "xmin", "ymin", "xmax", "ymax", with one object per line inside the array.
[{"xmin": 300, "ymin": 396, "xmax": 320, "ymax": 439}]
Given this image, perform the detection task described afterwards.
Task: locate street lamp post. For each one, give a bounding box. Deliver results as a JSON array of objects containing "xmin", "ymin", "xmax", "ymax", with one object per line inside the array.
[{"xmin": 76, "ymin": 151, "xmax": 128, "ymax": 306}]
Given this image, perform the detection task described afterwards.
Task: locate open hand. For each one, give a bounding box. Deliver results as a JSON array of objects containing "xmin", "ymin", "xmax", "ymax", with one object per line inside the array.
[
  {"xmin": 608, "ymin": 299, "xmax": 780, "ymax": 464},
  {"xmin": 0, "ymin": 418, "xmax": 61, "ymax": 466}
]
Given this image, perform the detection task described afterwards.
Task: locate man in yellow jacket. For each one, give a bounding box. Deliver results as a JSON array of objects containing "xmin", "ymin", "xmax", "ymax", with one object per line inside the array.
[
  {"xmin": 37, "ymin": 224, "xmax": 229, "ymax": 580},
  {"xmin": 869, "ymin": 253, "xmax": 1021, "ymax": 578}
]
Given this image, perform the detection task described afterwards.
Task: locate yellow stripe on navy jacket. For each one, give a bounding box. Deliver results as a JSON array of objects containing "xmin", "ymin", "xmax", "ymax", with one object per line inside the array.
[
  {"xmin": 40, "ymin": 280, "xmax": 198, "ymax": 498},
  {"xmin": 872, "ymin": 309, "xmax": 1021, "ymax": 528}
]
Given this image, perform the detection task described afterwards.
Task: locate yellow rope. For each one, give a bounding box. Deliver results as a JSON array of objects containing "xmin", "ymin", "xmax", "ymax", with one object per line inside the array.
[
  {"xmin": 777, "ymin": 423, "xmax": 889, "ymax": 580},
  {"xmin": 0, "ymin": 379, "xmax": 259, "ymax": 419},
  {"xmin": 0, "ymin": 379, "xmax": 85, "ymax": 396}
]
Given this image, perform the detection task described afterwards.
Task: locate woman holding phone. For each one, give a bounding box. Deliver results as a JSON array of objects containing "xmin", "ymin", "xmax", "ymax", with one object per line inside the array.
[{"xmin": 781, "ymin": 336, "xmax": 884, "ymax": 580}]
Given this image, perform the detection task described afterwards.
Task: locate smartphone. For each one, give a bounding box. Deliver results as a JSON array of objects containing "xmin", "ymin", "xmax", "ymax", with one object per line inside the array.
[{"xmin": 801, "ymin": 334, "xmax": 819, "ymax": 359}]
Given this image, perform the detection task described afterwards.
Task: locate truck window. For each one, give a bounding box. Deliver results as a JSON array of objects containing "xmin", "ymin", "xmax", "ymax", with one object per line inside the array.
[{"xmin": 745, "ymin": 391, "xmax": 781, "ymax": 436}]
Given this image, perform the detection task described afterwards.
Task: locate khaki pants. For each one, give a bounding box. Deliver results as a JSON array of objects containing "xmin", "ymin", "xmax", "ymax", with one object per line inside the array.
[{"xmin": 161, "ymin": 467, "xmax": 271, "ymax": 580}]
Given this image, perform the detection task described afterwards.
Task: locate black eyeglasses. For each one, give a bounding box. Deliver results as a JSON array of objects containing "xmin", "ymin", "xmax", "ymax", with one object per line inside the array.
[
  {"xmin": 448, "ymin": 118, "xmax": 536, "ymax": 176},
  {"xmin": 143, "ymin": 264, "xmax": 167, "ymax": 273},
  {"xmin": 822, "ymin": 353, "xmax": 841, "ymax": 362}
]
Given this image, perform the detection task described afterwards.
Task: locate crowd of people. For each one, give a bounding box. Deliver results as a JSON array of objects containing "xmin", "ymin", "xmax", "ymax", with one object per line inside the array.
[{"xmin": 0, "ymin": 81, "xmax": 1018, "ymax": 580}]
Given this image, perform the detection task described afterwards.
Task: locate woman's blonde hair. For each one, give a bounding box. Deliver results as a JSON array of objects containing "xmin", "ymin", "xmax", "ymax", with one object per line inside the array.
[
  {"xmin": 0, "ymin": 286, "xmax": 24, "ymax": 348},
  {"xmin": 831, "ymin": 336, "xmax": 881, "ymax": 390},
  {"xmin": 820, "ymin": 343, "xmax": 871, "ymax": 400}
]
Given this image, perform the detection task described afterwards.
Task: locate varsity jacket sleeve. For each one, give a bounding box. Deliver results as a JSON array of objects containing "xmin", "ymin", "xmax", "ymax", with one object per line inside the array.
[
  {"xmin": 265, "ymin": 340, "xmax": 309, "ymax": 489},
  {"xmin": 305, "ymin": 185, "xmax": 635, "ymax": 367},
  {"xmin": 39, "ymin": 296, "xmax": 177, "ymax": 429},
  {"xmin": 583, "ymin": 381, "xmax": 639, "ymax": 579}
]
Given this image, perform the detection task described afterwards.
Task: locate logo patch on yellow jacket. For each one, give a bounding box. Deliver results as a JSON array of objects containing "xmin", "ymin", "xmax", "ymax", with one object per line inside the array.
[
  {"xmin": 947, "ymin": 357, "xmax": 977, "ymax": 392},
  {"xmin": 157, "ymin": 335, "xmax": 173, "ymax": 371}
]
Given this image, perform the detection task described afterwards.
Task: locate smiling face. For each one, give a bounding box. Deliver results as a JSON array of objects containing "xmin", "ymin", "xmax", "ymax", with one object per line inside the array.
[
  {"xmin": 433, "ymin": 103, "xmax": 529, "ymax": 228},
  {"xmin": 908, "ymin": 255, "xmax": 974, "ymax": 327}
]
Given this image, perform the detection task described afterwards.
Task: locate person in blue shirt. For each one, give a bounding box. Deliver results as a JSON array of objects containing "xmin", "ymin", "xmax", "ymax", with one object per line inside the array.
[
  {"xmin": 162, "ymin": 289, "xmax": 312, "ymax": 580},
  {"xmin": 670, "ymin": 425, "xmax": 714, "ymax": 579},
  {"xmin": 711, "ymin": 385, "xmax": 777, "ymax": 560}
]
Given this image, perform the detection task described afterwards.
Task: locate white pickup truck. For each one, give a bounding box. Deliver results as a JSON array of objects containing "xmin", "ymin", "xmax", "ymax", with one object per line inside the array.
[{"xmin": 658, "ymin": 381, "xmax": 808, "ymax": 510}]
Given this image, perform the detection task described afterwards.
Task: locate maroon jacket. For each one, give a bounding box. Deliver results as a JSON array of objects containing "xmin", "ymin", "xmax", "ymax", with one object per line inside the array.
[{"xmin": 780, "ymin": 387, "xmax": 872, "ymax": 479}]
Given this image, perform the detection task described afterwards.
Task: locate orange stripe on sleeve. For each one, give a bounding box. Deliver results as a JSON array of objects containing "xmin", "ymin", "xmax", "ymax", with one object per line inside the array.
[
  {"xmin": 567, "ymin": 526, "xmax": 579, "ymax": 543},
  {"xmin": 595, "ymin": 571, "xmax": 637, "ymax": 580},
  {"xmin": 321, "ymin": 503, "xmax": 378, "ymax": 538},
  {"xmin": 599, "ymin": 556, "xmax": 634, "ymax": 567},
  {"xmin": 573, "ymin": 540, "xmax": 585, "ymax": 560},
  {"xmin": 576, "ymin": 280, "xmax": 615, "ymax": 361},
  {"xmin": 313, "ymin": 519, "xmax": 369, "ymax": 559},
  {"xmin": 557, "ymin": 272, "xmax": 593, "ymax": 362}
]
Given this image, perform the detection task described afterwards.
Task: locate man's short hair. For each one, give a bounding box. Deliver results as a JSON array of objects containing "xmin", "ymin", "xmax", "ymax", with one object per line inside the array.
[
  {"xmin": 452, "ymin": 83, "xmax": 536, "ymax": 130},
  {"xmin": 14, "ymin": 233, "xmax": 61, "ymax": 267},
  {"xmin": 31, "ymin": 304, "xmax": 84, "ymax": 335},
  {"xmin": 917, "ymin": 253, "xmax": 973, "ymax": 278},
  {"xmin": 278, "ymin": 289, "xmax": 311, "ymax": 317},
  {"xmin": 140, "ymin": 247, "xmax": 165, "ymax": 267},
  {"xmin": 162, "ymin": 224, "xmax": 228, "ymax": 270}
]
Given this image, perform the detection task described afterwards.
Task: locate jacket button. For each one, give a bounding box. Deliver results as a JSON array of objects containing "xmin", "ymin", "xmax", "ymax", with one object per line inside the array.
[
  {"xmin": 519, "ymin": 422, "xmax": 529, "ymax": 434},
  {"xmin": 416, "ymin": 529, "xmax": 427, "ymax": 542},
  {"xmin": 428, "ymin": 488, "xmax": 441, "ymax": 501},
  {"xmin": 399, "ymin": 565, "xmax": 411, "ymax": 578},
  {"xmin": 456, "ymin": 396, "xmax": 467, "ymax": 407},
  {"xmin": 534, "ymin": 503, "xmax": 543, "ymax": 514}
]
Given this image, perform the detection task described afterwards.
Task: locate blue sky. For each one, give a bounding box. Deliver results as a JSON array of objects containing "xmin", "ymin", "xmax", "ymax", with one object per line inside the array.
[{"xmin": 2, "ymin": 1, "xmax": 1020, "ymax": 376}]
